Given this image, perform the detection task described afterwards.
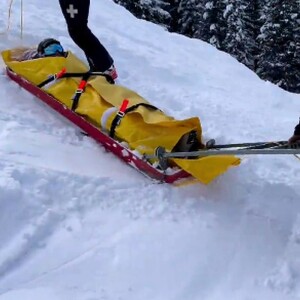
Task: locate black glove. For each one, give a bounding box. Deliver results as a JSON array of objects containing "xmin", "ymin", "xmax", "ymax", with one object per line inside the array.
[
  {"xmin": 295, "ymin": 119, "xmax": 300, "ymax": 135},
  {"xmin": 289, "ymin": 118, "xmax": 300, "ymax": 144}
]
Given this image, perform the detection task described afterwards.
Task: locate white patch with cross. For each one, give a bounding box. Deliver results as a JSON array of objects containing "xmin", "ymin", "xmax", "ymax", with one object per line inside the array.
[{"xmin": 66, "ymin": 4, "xmax": 78, "ymax": 18}]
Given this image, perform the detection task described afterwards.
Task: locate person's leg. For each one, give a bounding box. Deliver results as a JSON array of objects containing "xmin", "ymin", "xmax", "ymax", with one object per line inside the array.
[{"xmin": 58, "ymin": 0, "xmax": 113, "ymax": 71}]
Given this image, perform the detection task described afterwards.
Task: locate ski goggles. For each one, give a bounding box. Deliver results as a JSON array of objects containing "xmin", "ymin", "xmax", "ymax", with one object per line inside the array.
[{"xmin": 43, "ymin": 43, "xmax": 64, "ymax": 56}]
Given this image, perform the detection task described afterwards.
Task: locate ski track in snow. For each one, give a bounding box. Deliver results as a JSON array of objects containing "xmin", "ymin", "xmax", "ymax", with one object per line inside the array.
[{"xmin": 0, "ymin": 0, "xmax": 300, "ymax": 299}]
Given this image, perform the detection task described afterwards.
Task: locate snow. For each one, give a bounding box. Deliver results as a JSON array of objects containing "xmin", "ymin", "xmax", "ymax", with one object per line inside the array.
[{"xmin": 0, "ymin": 0, "xmax": 300, "ymax": 299}]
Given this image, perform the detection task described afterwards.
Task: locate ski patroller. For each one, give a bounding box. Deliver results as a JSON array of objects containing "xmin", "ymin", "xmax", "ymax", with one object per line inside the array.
[{"xmin": 2, "ymin": 47, "xmax": 299, "ymax": 184}]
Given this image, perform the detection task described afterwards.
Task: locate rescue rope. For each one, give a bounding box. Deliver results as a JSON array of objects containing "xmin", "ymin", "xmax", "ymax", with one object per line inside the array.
[
  {"xmin": 0, "ymin": 0, "xmax": 23, "ymax": 39},
  {"xmin": 0, "ymin": 0, "xmax": 11, "ymax": 34},
  {"xmin": 7, "ymin": 0, "xmax": 14, "ymax": 32},
  {"xmin": 20, "ymin": 0, "xmax": 24, "ymax": 39}
]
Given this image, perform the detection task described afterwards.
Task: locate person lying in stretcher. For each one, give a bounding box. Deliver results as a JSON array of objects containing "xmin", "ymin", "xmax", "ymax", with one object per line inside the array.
[{"xmin": 11, "ymin": 38, "xmax": 66, "ymax": 61}]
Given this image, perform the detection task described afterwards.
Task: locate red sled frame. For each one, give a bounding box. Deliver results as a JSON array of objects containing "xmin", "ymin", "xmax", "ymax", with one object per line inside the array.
[{"xmin": 6, "ymin": 68, "xmax": 190, "ymax": 183}]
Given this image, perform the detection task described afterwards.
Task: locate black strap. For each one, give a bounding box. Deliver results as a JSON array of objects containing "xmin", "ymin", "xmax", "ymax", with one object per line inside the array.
[
  {"xmin": 124, "ymin": 103, "xmax": 158, "ymax": 114},
  {"xmin": 109, "ymin": 103, "xmax": 159, "ymax": 138},
  {"xmin": 71, "ymin": 73, "xmax": 91, "ymax": 111},
  {"xmin": 38, "ymin": 71, "xmax": 114, "ymax": 88}
]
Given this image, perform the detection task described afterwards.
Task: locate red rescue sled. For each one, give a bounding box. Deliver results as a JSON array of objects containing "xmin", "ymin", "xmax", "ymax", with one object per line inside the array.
[{"xmin": 6, "ymin": 67, "xmax": 190, "ymax": 183}]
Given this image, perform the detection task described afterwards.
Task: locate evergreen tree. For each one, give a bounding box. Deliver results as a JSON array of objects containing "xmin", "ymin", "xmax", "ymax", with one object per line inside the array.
[
  {"xmin": 223, "ymin": 0, "xmax": 262, "ymax": 70},
  {"xmin": 175, "ymin": 0, "xmax": 206, "ymax": 38},
  {"xmin": 257, "ymin": 0, "xmax": 300, "ymax": 92},
  {"xmin": 280, "ymin": 1, "xmax": 300, "ymax": 92},
  {"xmin": 168, "ymin": 0, "xmax": 181, "ymax": 32},
  {"xmin": 114, "ymin": 0, "xmax": 300, "ymax": 93},
  {"xmin": 173, "ymin": 0, "xmax": 227, "ymax": 48},
  {"xmin": 113, "ymin": 0, "xmax": 172, "ymax": 28},
  {"xmin": 200, "ymin": 0, "xmax": 227, "ymax": 48}
]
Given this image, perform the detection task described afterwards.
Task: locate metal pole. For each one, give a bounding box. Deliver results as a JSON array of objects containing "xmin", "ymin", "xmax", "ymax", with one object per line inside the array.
[
  {"xmin": 166, "ymin": 148, "xmax": 300, "ymax": 158},
  {"xmin": 146, "ymin": 147, "xmax": 300, "ymax": 160}
]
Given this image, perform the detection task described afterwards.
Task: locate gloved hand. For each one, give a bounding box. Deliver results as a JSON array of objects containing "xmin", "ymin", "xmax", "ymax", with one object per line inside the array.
[
  {"xmin": 289, "ymin": 134, "xmax": 300, "ymax": 144},
  {"xmin": 289, "ymin": 120, "xmax": 300, "ymax": 144}
]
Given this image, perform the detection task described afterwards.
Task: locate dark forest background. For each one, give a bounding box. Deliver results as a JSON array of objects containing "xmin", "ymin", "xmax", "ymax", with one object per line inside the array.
[{"xmin": 113, "ymin": 0, "xmax": 300, "ymax": 93}]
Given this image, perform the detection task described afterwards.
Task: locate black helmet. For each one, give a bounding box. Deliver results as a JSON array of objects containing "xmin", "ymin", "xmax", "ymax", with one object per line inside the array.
[{"xmin": 37, "ymin": 38, "xmax": 65, "ymax": 57}]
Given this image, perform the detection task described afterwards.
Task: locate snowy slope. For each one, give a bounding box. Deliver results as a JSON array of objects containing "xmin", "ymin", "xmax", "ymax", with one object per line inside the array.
[{"xmin": 0, "ymin": 1, "xmax": 300, "ymax": 299}]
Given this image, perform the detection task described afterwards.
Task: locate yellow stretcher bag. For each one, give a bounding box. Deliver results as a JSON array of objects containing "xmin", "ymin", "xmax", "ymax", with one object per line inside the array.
[{"xmin": 1, "ymin": 48, "xmax": 240, "ymax": 184}]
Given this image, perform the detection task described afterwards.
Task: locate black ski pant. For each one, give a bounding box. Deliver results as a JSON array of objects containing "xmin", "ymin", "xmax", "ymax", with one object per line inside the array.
[{"xmin": 58, "ymin": 0, "xmax": 113, "ymax": 71}]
